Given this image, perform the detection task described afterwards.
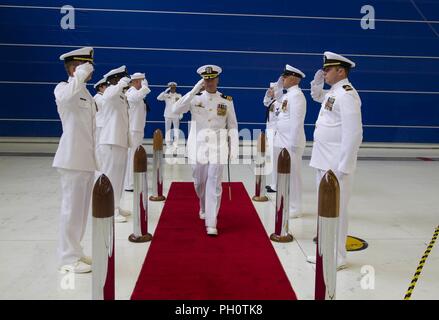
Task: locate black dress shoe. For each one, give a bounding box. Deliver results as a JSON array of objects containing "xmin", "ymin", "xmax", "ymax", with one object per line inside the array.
[
  {"xmin": 266, "ymin": 186, "xmax": 277, "ymax": 193},
  {"xmin": 125, "ymin": 189, "xmax": 134, "ymax": 192},
  {"xmin": 313, "ymin": 236, "xmax": 317, "ymax": 243}
]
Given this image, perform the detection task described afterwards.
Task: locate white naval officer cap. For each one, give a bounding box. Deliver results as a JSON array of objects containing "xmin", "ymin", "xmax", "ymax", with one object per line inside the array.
[
  {"xmin": 323, "ymin": 51, "xmax": 356, "ymax": 69},
  {"xmin": 281, "ymin": 64, "xmax": 305, "ymax": 78},
  {"xmin": 59, "ymin": 47, "xmax": 94, "ymax": 64},
  {"xmin": 197, "ymin": 65, "xmax": 222, "ymax": 79},
  {"xmin": 104, "ymin": 65, "xmax": 129, "ymax": 81},
  {"xmin": 130, "ymin": 72, "xmax": 145, "ymax": 80},
  {"xmin": 93, "ymin": 78, "xmax": 107, "ymax": 89},
  {"xmin": 167, "ymin": 81, "xmax": 177, "ymax": 87}
]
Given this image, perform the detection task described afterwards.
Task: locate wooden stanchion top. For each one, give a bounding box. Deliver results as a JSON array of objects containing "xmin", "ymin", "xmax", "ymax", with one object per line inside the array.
[
  {"xmin": 277, "ymin": 148, "xmax": 291, "ymax": 174},
  {"xmin": 318, "ymin": 170, "xmax": 340, "ymax": 218},
  {"xmin": 153, "ymin": 129, "xmax": 163, "ymax": 151},
  {"xmin": 92, "ymin": 174, "xmax": 114, "ymax": 218},
  {"xmin": 134, "ymin": 145, "xmax": 147, "ymax": 172},
  {"xmin": 258, "ymin": 132, "xmax": 266, "ymax": 153}
]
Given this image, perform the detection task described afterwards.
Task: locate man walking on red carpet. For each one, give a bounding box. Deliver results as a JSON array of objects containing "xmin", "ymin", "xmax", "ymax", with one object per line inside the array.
[{"xmin": 172, "ymin": 65, "xmax": 239, "ymax": 236}]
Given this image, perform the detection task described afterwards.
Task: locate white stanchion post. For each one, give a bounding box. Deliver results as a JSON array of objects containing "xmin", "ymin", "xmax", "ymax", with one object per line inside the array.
[
  {"xmin": 270, "ymin": 148, "xmax": 293, "ymax": 243},
  {"xmin": 315, "ymin": 170, "xmax": 340, "ymax": 300},
  {"xmin": 129, "ymin": 145, "xmax": 152, "ymax": 243},
  {"xmin": 92, "ymin": 174, "xmax": 115, "ymax": 300}
]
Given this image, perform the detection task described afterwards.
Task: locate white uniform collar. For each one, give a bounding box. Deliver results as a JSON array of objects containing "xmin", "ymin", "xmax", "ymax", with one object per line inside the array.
[
  {"xmin": 331, "ymin": 78, "xmax": 350, "ymax": 90},
  {"xmin": 205, "ymin": 90, "xmax": 219, "ymax": 97},
  {"xmin": 67, "ymin": 76, "xmax": 74, "ymax": 83},
  {"xmin": 286, "ymin": 84, "xmax": 299, "ymax": 92}
]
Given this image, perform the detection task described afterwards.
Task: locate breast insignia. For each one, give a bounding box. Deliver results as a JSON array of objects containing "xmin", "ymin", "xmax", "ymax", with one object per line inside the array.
[
  {"xmin": 281, "ymin": 100, "xmax": 288, "ymax": 112},
  {"xmin": 325, "ymin": 97, "xmax": 335, "ymax": 111},
  {"xmin": 217, "ymin": 103, "xmax": 227, "ymax": 116}
]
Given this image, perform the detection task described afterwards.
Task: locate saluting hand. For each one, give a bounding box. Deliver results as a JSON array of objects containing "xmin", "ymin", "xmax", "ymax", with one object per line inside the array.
[
  {"xmin": 267, "ymin": 88, "xmax": 274, "ymax": 98},
  {"xmin": 75, "ymin": 62, "xmax": 94, "ymax": 80},
  {"xmin": 119, "ymin": 76, "xmax": 131, "ymax": 87},
  {"xmin": 192, "ymin": 78, "xmax": 205, "ymax": 94},
  {"xmin": 313, "ymin": 69, "xmax": 325, "ymax": 86}
]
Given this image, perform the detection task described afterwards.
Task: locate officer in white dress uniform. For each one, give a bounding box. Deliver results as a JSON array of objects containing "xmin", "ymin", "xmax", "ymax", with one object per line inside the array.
[
  {"xmin": 52, "ymin": 47, "xmax": 96, "ymax": 273},
  {"xmin": 124, "ymin": 72, "xmax": 151, "ymax": 191},
  {"xmin": 263, "ymin": 80, "xmax": 283, "ymax": 193},
  {"xmin": 268, "ymin": 65, "xmax": 307, "ymax": 218},
  {"xmin": 93, "ymin": 77, "xmax": 108, "ymax": 168},
  {"xmin": 307, "ymin": 52, "xmax": 363, "ymax": 269},
  {"xmin": 172, "ymin": 65, "xmax": 239, "ymax": 236},
  {"xmin": 99, "ymin": 65, "xmax": 132, "ymax": 223},
  {"xmin": 157, "ymin": 82, "xmax": 183, "ymax": 150}
]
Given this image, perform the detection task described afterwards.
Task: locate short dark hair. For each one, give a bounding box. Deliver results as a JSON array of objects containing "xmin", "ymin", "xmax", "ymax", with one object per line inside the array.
[
  {"xmin": 337, "ymin": 66, "xmax": 350, "ymax": 76},
  {"xmin": 64, "ymin": 60, "xmax": 82, "ymax": 76}
]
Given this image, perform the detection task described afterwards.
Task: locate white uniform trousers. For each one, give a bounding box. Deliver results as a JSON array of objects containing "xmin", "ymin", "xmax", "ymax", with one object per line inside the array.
[
  {"xmin": 316, "ymin": 169, "xmax": 354, "ymax": 264},
  {"xmin": 98, "ymin": 144, "xmax": 128, "ymax": 212},
  {"xmin": 95, "ymin": 127, "xmax": 102, "ymax": 172},
  {"xmin": 124, "ymin": 131, "xmax": 144, "ymax": 190},
  {"xmin": 57, "ymin": 168, "xmax": 94, "ymax": 266},
  {"xmin": 191, "ymin": 163, "xmax": 224, "ymax": 228},
  {"xmin": 165, "ymin": 117, "xmax": 180, "ymax": 147},
  {"xmin": 266, "ymin": 127, "xmax": 276, "ymax": 189},
  {"xmin": 273, "ymin": 146, "xmax": 304, "ymax": 215}
]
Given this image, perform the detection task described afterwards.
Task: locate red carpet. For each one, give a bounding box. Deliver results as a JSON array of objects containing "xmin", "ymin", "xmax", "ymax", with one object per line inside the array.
[{"xmin": 131, "ymin": 182, "xmax": 297, "ymax": 300}]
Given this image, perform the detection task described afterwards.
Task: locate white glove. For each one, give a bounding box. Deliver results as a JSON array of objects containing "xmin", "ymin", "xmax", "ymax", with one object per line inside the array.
[
  {"xmin": 271, "ymin": 76, "xmax": 284, "ymax": 101},
  {"xmin": 266, "ymin": 88, "xmax": 274, "ymax": 99},
  {"xmin": 312, "ymin": 69, "xmax": 324, "ymax": 86},
  {"xmin": 275, "ymin": 76, "xmax": 283, "ymax": 90},
  {"xmin": 119, "ymin": 76, "xmax": 131, "ymax": 86},
  {"xmin": 165, "ymin": 87, "xmax": 171, "ymax": 94},
  {"xmin": 191, "ymin": 78, "xmax": 205, "ymax": 94},
  {"xmin": 141, "ymin": 79, "xmax": 149, "ymax": 87},
  {"xmin": 179, "ymin": 113, "xmax": 183, "ymax": 120},
  {"xmin": 74, "ymin": 62, "xmax": 94, "ymax": 80}
]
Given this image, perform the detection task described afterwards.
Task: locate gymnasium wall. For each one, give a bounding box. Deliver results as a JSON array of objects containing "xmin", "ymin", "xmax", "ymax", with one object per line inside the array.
[{"xmin": 0, "ymin": 0, "xmax": 438, "ymax": 142}]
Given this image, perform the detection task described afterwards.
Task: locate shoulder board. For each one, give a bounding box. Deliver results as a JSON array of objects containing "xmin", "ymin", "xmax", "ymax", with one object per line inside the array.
[
  {"xmin": 343, "ymin": 85, "xmax": 353, "ymax": 92},
  {"xmin": 196, "ymin": 92, "xmax": 203, "ymax": 96},
  {"xmin": 221, "ymin": 93, "xmax": 233, "ymax": 101}
]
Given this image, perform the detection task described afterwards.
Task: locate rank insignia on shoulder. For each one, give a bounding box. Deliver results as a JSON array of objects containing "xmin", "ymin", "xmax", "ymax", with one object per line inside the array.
[
  {"xmin": 325, "ymin": 97, "xmax": 335, "ymax": 111},
  {"xmin": 196, "ymin": 92, "xmax": 203, "ymax": 96},
  {"xmin": 80, "ymin": 97, "xmax": 87, "ymax": 101},
  {"xmin": 281, "ymin": 99, "xmax": 288, "ymax": 112},
  {"xmin": 343, "ymin": 85, "xmax": 353, "ymax": 91},
  {"xmin": 217, "ymin": 103, "xmax": 227, "ymax": 116},
  {"xmin": 221, "ymin": 93, "xmax": 232, "ymax": 101}
]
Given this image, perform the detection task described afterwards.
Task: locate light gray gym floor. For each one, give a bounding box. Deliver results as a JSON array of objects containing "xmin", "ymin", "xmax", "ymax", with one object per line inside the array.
[{"xmin": 0, "ymin": 138, "xmax": 438, "ymax": 300}]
